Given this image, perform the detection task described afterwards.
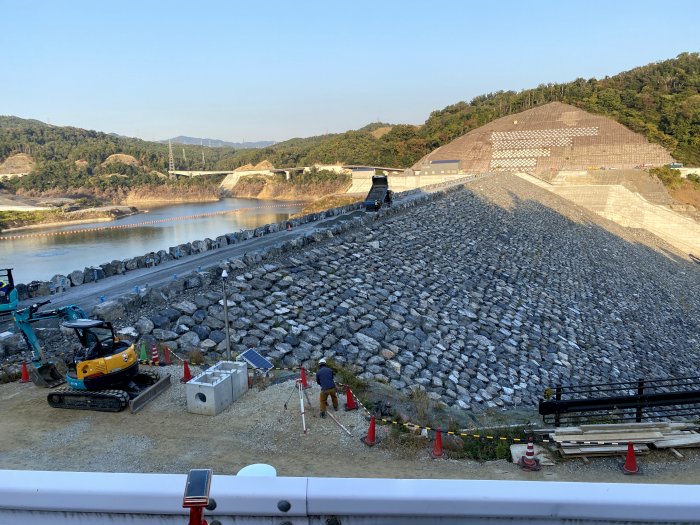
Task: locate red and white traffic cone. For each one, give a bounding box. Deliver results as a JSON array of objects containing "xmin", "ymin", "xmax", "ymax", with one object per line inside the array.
[
  {"xmin": 518, "ymin": 437, "xmax": 541, "ymax": 471},
  {"xmin": 151, "ymin": 344, "xmax": 160, "ymax": 366}
]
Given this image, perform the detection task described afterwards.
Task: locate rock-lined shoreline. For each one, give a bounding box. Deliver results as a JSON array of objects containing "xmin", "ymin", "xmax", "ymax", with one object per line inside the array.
[{"xmin": 3, "ymin": 175, "xmax": 699, "ymax": 415}]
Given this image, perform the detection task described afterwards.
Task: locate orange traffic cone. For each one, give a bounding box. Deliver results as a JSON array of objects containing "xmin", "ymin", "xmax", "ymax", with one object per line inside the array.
[
  {"xmin": 163, "ymin": 346, "xmax": 171, "ymax": 365},
  {"xmin": 299, "ymin": 367, "xmax": 309, "ymax": 389},
  {"xmin": 430, "ymin": 428, "xmax": 446, "ymax": 458},
  {"xmin": 180, "ymin": 361, "xmax": 192, "ymax": 383},
  {"xmin": 344, "ymin": 384, "xmax": 358, "ymax": 411},
  {"xmin": 361, "ymin": 416, "xmax": 377, "ymax": 447},
  {"xmin": 517, "ymin": 437, "xmax": 541, "ymax": 471},
  {"xmin": 151, "ymin": 344, "xmax": 160, "ymax": 366},
  {"xmin": 621, "ymin": 441, "xmax": 640, "ymax": 475},
  {"xmin": 18, "ymin": 362, "xmax": 30, "ymax": 383}
]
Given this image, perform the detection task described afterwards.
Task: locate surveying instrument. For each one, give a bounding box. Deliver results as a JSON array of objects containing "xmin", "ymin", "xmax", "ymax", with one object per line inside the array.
[{"xmin": 283, "ymin": 371, "xmax": 315, "ymax": 434}]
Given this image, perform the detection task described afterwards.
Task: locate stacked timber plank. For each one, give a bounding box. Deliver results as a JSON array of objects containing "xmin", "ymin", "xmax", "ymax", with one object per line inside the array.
[{"xmin": 545, "ymin": 422, "xmax": 700, "ymax": 458}]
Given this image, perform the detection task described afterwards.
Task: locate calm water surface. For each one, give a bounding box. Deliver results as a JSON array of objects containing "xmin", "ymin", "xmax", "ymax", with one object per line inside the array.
[{"xmin": 0, "ymin": 198, "xmax": 303, "ymax": 284}]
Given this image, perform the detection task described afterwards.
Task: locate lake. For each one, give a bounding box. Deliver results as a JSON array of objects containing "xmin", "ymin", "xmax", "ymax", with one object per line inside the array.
[{"xmin": 0, "ymin": 198, "xmax": 304, "ymax": 284}]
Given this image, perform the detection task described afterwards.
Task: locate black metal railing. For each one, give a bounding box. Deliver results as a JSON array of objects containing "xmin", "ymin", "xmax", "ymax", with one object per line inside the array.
[{"xmin": 539, "ymin": 376, "xmax": 700, "ymax": 426}]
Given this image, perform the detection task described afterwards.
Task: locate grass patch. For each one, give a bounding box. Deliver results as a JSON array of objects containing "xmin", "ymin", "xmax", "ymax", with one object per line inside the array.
[
  {"xmin": 455, "ymin": 426, "xmax": 529, "ymax": 461},
  {"xmin": 0, "ymin": 209, "xmax": 61, "ymax": 230},
  {"xmin": 327, "ymin": 358, "xmax": 367, "ymax": 395},
  {"xmin": 187, "ymin": 348, "xmax": 205, "ymax": 365}
]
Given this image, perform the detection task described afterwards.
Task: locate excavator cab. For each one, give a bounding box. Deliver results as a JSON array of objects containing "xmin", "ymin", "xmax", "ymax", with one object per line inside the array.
[
  {"xmin": 63, "ymin": 319, "xmax": 127, "ymax": 362},
  {"xmin": 0, "ymin": 268, "xmax": 18, "ymax": 316}
]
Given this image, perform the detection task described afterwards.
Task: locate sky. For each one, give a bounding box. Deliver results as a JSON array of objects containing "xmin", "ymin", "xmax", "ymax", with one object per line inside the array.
[{"xmin": 0, "ymin": 0, "xmax": 698, "ymax": 143}]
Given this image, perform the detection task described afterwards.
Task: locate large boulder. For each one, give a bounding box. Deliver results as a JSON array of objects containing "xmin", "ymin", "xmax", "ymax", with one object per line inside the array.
[
  {"xmin": 177, "ymin": 331, "xmax": 201, "ymax": 349},
  {"xmin": 134, "ymin": 317, "xmax": 154, "ymax": 335},
  {"xmin": 152, "ymin": 328, "xmax": 179, "ymax": 341},
  {"xmin": 27, "ymin": 281, "xmax": 51, "ymax": 298},
  {"xmin": 116, "ymin": 326, "xmax": 139, "ymax": 341},
  {"xmin": 0, "ymin": 332, "xmax": 24, "ymax": 357},
  {"xmin": 172, "ymin": 300, "xmax": 197, "ymax": 316},
  {"xmin": 68, "ymin": 270, "xmax": 84, "ymax": 286},
  {"xmin": 91, "ymin": 300, "xmax": 125, "ymax": 322}
]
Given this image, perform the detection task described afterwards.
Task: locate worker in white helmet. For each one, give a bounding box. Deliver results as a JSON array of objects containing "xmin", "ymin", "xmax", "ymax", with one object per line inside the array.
[{"xmin": 316, "ymin": 358, "xmax": 338, "ymax": 418}]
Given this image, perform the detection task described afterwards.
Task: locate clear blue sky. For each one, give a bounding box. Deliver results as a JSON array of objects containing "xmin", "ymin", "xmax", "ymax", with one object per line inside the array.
[{"xmin": 1, "ymin": 0, "xmax": 697, "ymax": 143}]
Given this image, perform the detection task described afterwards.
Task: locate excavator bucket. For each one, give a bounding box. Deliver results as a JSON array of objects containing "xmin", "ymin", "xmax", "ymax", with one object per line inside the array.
[{"xmin": 28, "ymin": 362, "xmax": 66, "ymax": 388}]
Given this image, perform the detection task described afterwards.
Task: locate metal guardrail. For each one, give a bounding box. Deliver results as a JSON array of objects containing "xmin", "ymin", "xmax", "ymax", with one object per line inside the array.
[
  {"xmin": 539, "ymin": 376, "xmax": 700, "ymax": 426},
  {"xmin": 2, "ymin": 469, "xmax": 700, "ymax": 524}
]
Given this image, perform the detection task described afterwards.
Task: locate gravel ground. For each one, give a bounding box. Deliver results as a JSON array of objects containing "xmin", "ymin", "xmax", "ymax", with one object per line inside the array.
[{"xmin": 1, "ymin": 365, "xmax": 700, "ymax": 484}]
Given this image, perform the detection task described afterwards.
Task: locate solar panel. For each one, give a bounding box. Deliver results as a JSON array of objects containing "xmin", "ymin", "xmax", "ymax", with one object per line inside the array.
[{"xmin": 239, "ymin": 348, "xmax": 274, "ymax": 371}]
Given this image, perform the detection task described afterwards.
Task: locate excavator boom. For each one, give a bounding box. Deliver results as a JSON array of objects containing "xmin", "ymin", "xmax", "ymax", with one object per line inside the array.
[{"xmin": 12, "ymin": 300, "xmax": 88, "ymax": 388}]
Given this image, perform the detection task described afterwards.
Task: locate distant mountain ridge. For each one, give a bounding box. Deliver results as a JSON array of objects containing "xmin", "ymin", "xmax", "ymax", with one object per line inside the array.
[{"xmin": 163, "ymin": 136, "xmax": 275, "ymax": 149}]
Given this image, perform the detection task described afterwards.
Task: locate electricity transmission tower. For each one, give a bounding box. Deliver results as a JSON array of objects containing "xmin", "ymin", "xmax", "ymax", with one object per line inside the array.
[{"xmin": 168, "ymin": 140, "xmax": 175, "ymax": 173}]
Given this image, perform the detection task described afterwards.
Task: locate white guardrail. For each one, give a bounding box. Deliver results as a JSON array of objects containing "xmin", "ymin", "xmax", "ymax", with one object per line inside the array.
[{"xmin": 1, "ymin": 469, "xmax": 699, "ymax": 524}]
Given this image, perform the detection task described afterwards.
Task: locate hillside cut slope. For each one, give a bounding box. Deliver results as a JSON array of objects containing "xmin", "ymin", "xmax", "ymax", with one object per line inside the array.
[{"xmin": 413, "ymin": 102, "xmax": 674, "ymax": 174}]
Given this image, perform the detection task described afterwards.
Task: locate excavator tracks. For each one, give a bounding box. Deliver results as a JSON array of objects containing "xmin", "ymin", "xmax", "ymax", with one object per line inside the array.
[
  {"xmin": 45, "ymin": 371, "xmax": 172, "ymax": 413},
  {"xmin": 47, "ymin": 388, "xmax": 130, "ymax": 412}
]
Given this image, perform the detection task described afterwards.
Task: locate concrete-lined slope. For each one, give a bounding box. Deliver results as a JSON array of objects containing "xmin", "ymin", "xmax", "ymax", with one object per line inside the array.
[
  {"xmin": 412, "ymin": 102, "xmax": 674, "ymax": 174},
  {"xmin": 515, "ymin": 173, "xmax": 700, "ymax": 256}
]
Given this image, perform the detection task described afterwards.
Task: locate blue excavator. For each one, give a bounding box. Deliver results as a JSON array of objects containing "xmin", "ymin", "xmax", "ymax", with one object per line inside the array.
[{"xmin": 11, "ymin": 299, "xmax": 170, "ymax": 412}]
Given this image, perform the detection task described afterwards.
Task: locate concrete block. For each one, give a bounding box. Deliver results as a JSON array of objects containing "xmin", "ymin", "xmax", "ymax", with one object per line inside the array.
[
  {"xmin": 231, "ymin": 362, "xmax": 249, "ymax": 401},
  {"xmin": 210, "ymin": 360, "xmax": 249, "ymax": 401},
  {"xmin": 186, "ymin": 371, "xmax": 233, "ymax": 416}
]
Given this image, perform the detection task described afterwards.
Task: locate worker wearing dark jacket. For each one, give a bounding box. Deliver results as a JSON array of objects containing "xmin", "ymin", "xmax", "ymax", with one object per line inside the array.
[{"xmin": 316, "ymin": 358, "xmax": 338, "ymax": 418}]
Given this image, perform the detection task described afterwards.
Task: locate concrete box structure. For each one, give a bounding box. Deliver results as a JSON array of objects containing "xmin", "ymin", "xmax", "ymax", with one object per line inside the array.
[
  {"xmin": 186, "ymin": 371, "xmax": 234, "ymax": 416},
  {"xmin": 231, "ymin": 361, "xmax": 249, "ymax": 401},
  {"xmin": 209, "ymin": 360, "xmax": 249, "ymax": 401}
]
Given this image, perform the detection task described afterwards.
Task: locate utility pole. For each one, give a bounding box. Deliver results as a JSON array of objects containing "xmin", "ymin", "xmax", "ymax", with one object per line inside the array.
[
  {"xmin": 168, "ymin": 140, "xmax": 175, "ymax": 173},
  {"xmin": 182, "ymin": 148, "xmax": 187, "ymax": 162},
  {"xmin": 221, "ymin": 270, "xmax": 231, "ymax": 361}
]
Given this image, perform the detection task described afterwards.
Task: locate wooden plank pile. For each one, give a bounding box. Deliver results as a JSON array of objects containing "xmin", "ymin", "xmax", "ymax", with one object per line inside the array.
[{"xmin": 541, "ymin": 422, "xmax": 700, "ymax": 459}]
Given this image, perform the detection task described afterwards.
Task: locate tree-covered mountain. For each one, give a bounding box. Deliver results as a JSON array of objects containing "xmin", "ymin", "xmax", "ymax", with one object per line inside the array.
[
  {"xmin": 222, "ymin": 52, "xmax": 699, "ymax": 168},
  {"xmin": 1, "ymin": 52, "xmax": 698, "ymax": 200}
]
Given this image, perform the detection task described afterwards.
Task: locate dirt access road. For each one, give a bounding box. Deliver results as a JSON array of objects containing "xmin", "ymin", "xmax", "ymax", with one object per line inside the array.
[{"xmin": 1, "ymin": 364, "xmax": 699, "ymax": 484}]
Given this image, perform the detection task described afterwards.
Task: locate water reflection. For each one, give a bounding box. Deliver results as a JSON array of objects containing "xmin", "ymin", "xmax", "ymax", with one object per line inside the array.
[{"xmin": 0, "ymin": 198, "xmax": 303, "ymax": 283}]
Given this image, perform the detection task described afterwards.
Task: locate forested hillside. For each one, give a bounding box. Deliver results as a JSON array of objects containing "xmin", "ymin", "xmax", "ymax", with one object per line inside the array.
[
  {"xmin": 1, "ymin": 52, "xmax": 697, "ymax": 200},
  {"xmin": 226, "ymin": 52, "xmax": 699, "ymax": 168}
]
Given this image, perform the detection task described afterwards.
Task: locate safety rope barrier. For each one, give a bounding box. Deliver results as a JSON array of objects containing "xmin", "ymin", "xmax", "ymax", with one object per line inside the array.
[{"xmin": 0, "ymin": 203, "xmax": 301, "ymax": 241}]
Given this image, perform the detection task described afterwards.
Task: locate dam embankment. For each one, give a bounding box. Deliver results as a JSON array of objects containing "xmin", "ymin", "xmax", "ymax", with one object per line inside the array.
[{"xmin": 2, "ymin": 174, "xmax": 699, "ymax": 414}]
